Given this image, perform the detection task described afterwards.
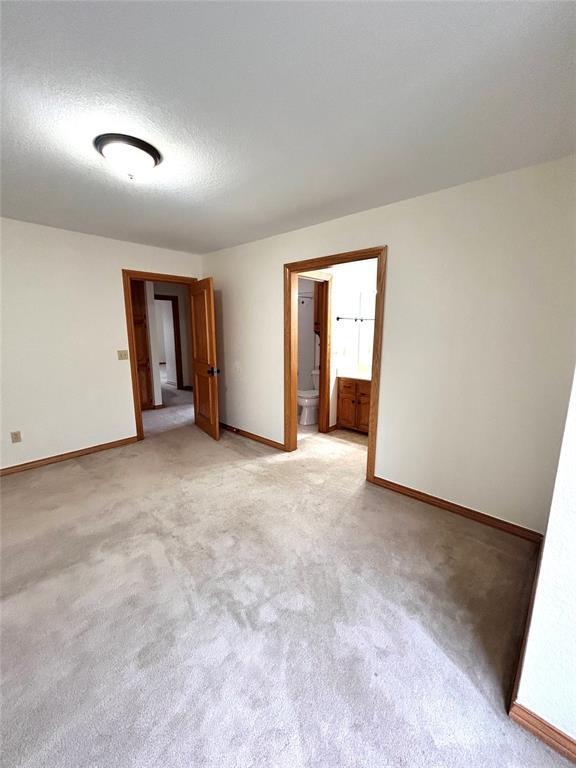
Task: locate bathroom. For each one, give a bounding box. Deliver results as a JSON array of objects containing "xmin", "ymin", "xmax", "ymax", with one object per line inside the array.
[{"xmin": 297, "ymin": 258, "xmax": 378, "ymax": 435}]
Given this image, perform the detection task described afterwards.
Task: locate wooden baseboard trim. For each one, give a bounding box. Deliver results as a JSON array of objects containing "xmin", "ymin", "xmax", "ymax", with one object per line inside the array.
[
  {"xmin": 369, "ymin": 475, "xmax": 543, "ymax": 543},
  {"xmin": 220, "ymin": 423, "xmax": 285, "ymax": 451},
  {"xmin": 509, "ymin": 702, "xmax": 576, "ymax": 762},
  {"xmin": 0, "ymin": 436, "xmax": 139, "ymax": 477}
]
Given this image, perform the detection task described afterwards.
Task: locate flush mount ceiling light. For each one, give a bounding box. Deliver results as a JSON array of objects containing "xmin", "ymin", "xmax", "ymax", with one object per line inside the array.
[{"xmin": 93, "ymin": 133, "xmax": 162, "ymax": 178}]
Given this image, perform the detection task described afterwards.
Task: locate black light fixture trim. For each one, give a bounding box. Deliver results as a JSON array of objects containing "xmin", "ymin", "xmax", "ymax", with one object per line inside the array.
[{"xmin": 93, "ymin": 133, "xmax": 162, "ymax": 166}]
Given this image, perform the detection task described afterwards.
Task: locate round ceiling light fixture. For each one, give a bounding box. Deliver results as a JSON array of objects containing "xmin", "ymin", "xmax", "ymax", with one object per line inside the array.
[{"xmin": 93, "ymin": 133, "xmax": 162, "ymax": 178}]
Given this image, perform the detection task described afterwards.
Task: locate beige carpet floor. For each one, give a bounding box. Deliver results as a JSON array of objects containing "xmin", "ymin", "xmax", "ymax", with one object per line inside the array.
[
  {"xmin": 143, "ymin": 381, "xmax": 194, "ymax": 435},
  {"xmin": 1, "ymin": 420, "xmax": 568, "ymax": 767}
]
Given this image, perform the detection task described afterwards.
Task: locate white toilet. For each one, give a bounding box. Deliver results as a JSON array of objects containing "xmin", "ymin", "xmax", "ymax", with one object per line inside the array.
[{"xmin": 298, "ymin": 369, "xmax": 320, "ymax": 425}]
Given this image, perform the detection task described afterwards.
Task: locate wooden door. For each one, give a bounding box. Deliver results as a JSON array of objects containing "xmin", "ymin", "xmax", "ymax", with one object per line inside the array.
[
  {"xmin": 130, "ymin": 280, "xmax": 154, "ymax": 410},
  {"xmin": 357, "ymin": 380, "xmax": 371, "ymax": 433},
  {"xmin": 190, "ymin": 278, "xmax": 220, "ymax": 440}
]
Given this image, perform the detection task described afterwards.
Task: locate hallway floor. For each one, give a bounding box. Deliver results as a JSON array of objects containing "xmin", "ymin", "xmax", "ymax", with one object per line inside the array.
[
  {"xmin": 143, "ymin": 378, "xmax": 194, "ymax": 435},
  {"xmin": 1, "ymin": 425, "xmax": 566, "ymax": 767}
]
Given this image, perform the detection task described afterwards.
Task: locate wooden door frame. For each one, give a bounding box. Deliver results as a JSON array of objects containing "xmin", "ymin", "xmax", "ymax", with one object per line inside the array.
[
  {"xmin": 154, "ymin": 294, "xmax": 184, "ymax": 390},
  {"xmin": 298, "ymin": 270, "xmax": 332, "ymax": 433},
  {"xmin": 122, "ymin": 270, "xmax": 197, "ymax": 440},
  {"xmin": 284, "ymin": 246, "xmax": 387, "ymax": 481}
]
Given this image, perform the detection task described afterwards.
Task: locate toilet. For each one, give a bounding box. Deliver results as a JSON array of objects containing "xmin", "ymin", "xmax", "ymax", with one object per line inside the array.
[{"xmin": 298, "ymin": 369, "xmax": 320, "ymax": 425}]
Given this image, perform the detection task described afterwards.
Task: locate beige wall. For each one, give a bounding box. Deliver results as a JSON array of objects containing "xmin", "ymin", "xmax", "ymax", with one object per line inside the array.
[
  {"xmin": 206, "ymin": 157, "xmax": 576, "ymax": 534},
  {"xmin": 515, "ymin": 364, "xmax": 576, "ymax": 738},
  {"xmin": 145, "ymin": 281, "xmax": 163, "ymax": 407},
  {"xmin": 0, "ymin": 219, "xmax": 201, "ymax": 468}
]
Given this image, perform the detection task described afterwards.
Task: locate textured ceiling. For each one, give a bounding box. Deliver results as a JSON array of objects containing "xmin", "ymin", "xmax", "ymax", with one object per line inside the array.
[{"xmin": 2, "ymin": 1, "xmax": 575, "ymax": 254}]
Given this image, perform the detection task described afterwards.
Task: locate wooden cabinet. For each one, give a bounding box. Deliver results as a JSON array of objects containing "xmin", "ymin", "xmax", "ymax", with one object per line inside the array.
[{"xmin": 337, "ymin": 377, "xmax": 371, "ymax": 433}]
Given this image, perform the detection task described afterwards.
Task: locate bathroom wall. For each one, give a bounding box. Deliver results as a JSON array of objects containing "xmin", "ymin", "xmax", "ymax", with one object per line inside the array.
[
  {"xmin": 297, "ymin": 278, "xmax": 316, "ymax": 390},
  {"xmin": 327, "ymin": 260, "xmax": 378, "ymax": 425}
]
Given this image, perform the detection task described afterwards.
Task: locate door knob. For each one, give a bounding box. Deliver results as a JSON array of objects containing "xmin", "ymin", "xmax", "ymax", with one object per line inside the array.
[{"xmin": 207, "ymin": 367, "xmax": 220, "ymax": 376}]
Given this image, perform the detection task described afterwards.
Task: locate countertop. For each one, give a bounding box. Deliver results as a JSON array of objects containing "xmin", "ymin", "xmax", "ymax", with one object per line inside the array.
[{"xmin": 336, "ymin": 370, "xmax": 371, "ymax": 382}]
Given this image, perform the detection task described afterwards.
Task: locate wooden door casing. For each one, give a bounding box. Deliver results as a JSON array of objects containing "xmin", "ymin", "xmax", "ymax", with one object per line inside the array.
[
  {"xmin": 283, "ymin": 247, "xmax": 386, "ymax": 484},
  {"xmin": 315, "ymin": 279, "xmax": 331, "ymax": 433},
  {"xmin": 123, "ymin": 270, "xmax": 200, "ymax": 441}
]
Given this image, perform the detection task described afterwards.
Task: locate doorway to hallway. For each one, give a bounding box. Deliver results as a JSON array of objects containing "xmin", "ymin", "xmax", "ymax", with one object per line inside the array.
[
  {"xmin": 143, "ymin": 363, "xmax": 195, "ymax": 435},
  {"xmin": 145, "ymin": 289, "xmax": 194, "ymax": 435},
  {"xmin": 122, "ymin": 270, "xmax": 221, "ymax": 441}
]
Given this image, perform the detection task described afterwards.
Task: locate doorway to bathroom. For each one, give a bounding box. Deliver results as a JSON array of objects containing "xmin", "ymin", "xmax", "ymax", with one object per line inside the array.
[{"xmin": 284, "ymin": 247, "xmax": 387, "ymax": 481}]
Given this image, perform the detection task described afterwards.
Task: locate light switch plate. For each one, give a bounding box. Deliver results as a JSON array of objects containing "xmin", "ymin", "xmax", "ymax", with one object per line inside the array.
[
  {"xmin": 10, "ymin": 431, "xmax": 22, "ymax": 443},
  {"xmin": 117, "ymin": 350, "xmax": 129, "ymax": 360}
]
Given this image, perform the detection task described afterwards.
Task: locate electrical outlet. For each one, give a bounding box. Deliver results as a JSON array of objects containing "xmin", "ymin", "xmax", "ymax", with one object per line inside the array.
[
  {"xmin": 10, "ymin": 431, "xmax": 22, "ymax": 444},
  {"xmin": 117, "ymin": 350, "xmax": 129, "ymax": 360}
]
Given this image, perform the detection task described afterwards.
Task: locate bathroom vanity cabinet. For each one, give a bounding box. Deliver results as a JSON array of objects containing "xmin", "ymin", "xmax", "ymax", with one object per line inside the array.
[{"xmin": 336, "ymin": 377, "xmax": 371, "ymax": 433}]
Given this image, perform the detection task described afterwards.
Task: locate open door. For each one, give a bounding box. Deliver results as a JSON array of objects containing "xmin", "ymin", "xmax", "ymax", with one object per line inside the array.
[
  {"xmin": 190, "ymin": 278, "xmax": 220, "ymax": 440},
  {"xmin": 130, "ymin": 280, "xmax": 154, "ymax": 410}
]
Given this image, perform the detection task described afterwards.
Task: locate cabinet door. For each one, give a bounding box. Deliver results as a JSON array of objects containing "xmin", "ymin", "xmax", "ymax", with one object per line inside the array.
[
  {"xmin": 338, "ymin": 380, "xmax": 357, "ymax": 429},
  {"xmin": 356, "ymin": 380, "xmax": 371, "ymax": 433},
  {"xmin": 338, "ymin": 393, "xmax": 357, "ymax": 429}
]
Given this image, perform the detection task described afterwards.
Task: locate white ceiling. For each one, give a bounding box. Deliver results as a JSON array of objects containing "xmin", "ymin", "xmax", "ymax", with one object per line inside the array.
[{"xmin": 2, "ymin": 2, "xmax": 574, "ymax": 254}]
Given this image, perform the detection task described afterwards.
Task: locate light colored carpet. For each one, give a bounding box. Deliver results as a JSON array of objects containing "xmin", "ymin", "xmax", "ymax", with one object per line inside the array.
[
  {"xmin": 143, "ymin": 382, "xmax": 194, "ymax": 435},
  {"xmin": 1, "ymin": 423, "xmax": 568, "ymax": 768}
]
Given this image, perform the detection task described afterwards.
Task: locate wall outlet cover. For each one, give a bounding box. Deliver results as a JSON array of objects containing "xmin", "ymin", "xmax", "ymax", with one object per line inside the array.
[
  {"xmin": 117, "ymin": 350, "xmax": 129, "ymax": 360},
  {"xmin": 10, "ymin": 431, "xmax": 22, "ymax": 443}
]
